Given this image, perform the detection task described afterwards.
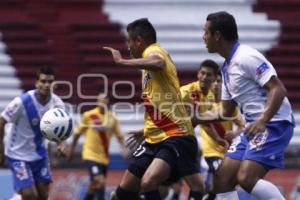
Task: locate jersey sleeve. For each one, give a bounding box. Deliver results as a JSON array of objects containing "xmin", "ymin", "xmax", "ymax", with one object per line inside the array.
[
  {"xmin": 1, "ymin": 97, "xmax": 23, "ymax": 123},
  {"xmin": 242, "ymin": 54, "xmax": 277, "ymax": 87},
  {"xmin": 142, "ymin": 45, "xmax": 164, "ymax": 59},
  {"xmin": 53, "ymin": 96, "xmax": 65, "ymax": 110},
  {"xmin": 75, "ymin": 112, "xmax": 88, "ymax": 135},
  {"xmin": 221, "ymin": 82, "xmax": 232, "ymax": 100},
  {"xmin": 180, "ymin": 84, "xmax": 193, "ymax": 104}
]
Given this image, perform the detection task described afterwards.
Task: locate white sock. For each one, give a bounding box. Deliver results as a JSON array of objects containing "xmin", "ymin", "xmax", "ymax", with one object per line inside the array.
[
  {"xmin": 216, "ymin": 191, "xmax": 239, "ymax": 200},
  {"xmin": 251, "ymin": 179, "xmax": 285, "ymax": 200}
]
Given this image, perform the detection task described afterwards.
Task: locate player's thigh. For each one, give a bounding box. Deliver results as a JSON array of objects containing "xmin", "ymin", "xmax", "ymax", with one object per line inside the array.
[
  {"xmin": 119, "ymin": 170, "xmax": 141, "ymax": 192},
  {"xmin": 30, "ymin": 157, "xmax": 52, "ymax": 187},
  {"xmin": 6, "ymin": 157, "xmax": 38, "ymax": 196},
  {"xmin": 84, "ymin": 160, "xmax": 107, "ymax": 188},
  {"xmin": 141, "ymin": 157, "xmax": 171, "ymax": 188},
  {"xmin": 213, "ymin": 157, "xmax": 240, "ymax": 193},
  {"xmin": 92, "ymin": 174, "xmax": 106, "ymax": 188},
  {"xmin": 128, "ymin": 141, "xmax": 156, "ymax": 180},
  {"xmin": 205, "ymin": 157, "xmax": 223, "ymax": 173},
  {"xmin": 243, "ymin": 121, "xmax": 294, "ymax": 170},
  {"xmin": 237, "ymin": 159, "xmax": 268, "ymax": 192},
  {"xmin": 20, "ymin": 187, "xmax": 39, "ymax": 200},
  {"xmin": 165, "ymin": 136, "xmax": 200, "ymax": 178},
  {"xmin": 183, "ymin": 172, "xmax": 204, "ymax": 192}
]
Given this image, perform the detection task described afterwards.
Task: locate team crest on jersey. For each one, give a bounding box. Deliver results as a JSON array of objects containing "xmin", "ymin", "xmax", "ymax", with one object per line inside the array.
[
  {"xmin": 256, "ymin": 62, "xmax": 269, "ymax": 76},
  {"xmin": 13, "ymin": 161, "xmax": 29, "ymax": 180},
  {"xmin": 143, "ymin": 72, "xmax": 152, "ymax": 88},
  {"xmin": 249, "ymin": 130, "xmax": 268, "ymax": 151}
]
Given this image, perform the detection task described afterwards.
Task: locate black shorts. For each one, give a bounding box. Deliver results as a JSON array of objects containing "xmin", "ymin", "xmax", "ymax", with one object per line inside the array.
[
  {"xmin": 84, "ymin": 160, "xmax": 107, "ymax": 181},
  {"xmin": 204, "ymin": 157, "xmax": 222, "ymax": 173},
  {"xmin": 128, "ymin": 135, "xmax": 200, "ymax": 183}
]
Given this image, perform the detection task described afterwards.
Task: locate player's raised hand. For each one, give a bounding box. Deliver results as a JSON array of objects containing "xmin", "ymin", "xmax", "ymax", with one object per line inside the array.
[{"xmin": 103, "ymin": 46, "xmax": 122, "ymax": 64}]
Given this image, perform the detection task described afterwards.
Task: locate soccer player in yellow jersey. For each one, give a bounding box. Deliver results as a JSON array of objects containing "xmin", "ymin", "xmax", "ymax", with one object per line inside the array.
[
  {"xmin": 104, "ymin": 18, "xmax": 204, "ymax": 200},
  {"xmin": 67, "ymin": 93, "xmax": 128, "ymax": 200}
]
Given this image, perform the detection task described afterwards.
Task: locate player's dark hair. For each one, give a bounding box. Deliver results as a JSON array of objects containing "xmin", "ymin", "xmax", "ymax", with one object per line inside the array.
[
  {"xmin": 206, "ymin": 11, "xmax": 238, "ymax": 41},
  {"xmin": 36, "ymin": 66, "xmax": 55, "ymax": 79},
  {"xmin": 127, "ymin": 18, "xmax": 157, "ymax": 44},
  {"xmin": 216, "ymin": 70, "xmax": 222, "ymax": 77},
  {"xmin": 199, "ymin": 59, "xmax": 219, "ymax": 75}
]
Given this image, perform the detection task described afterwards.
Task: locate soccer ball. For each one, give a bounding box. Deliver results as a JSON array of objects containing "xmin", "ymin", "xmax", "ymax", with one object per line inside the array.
[{"xmin": 40, "ymin": 108, "xmax": 73, "ymax": 143}]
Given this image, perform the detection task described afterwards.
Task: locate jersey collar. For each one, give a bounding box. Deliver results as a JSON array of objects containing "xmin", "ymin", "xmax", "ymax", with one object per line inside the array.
[{"xmin": 225, "ymin": 41, "xmax": 240, "ymax": 64}]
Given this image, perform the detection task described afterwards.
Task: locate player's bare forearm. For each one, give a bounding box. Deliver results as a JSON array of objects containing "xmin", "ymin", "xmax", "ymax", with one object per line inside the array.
[
  {"xmin": 192, "ymin": 100, "xmax": 237, "ymax": 126},
  {"xmin": 192, "ymin": 110, "xmax": 221, "ymax": 126},
  {"xmin": 71, "ymin": 133, "xmax": 80, "ymax": 149},
  {"xmin": 0, "ymin": 117, "xmax": 6, "ymax": 144},
  {"xmin": 103, "ymin": 46, "xmax": 165, "ymax": 71},
  {"xmin": 260, "ymin": 77, "xmax": 287, "ymax": 124},
  {"xmin": 202, "ymin": 124, "xmax": 228, "ymax": 148},
  {"xmin": 118, "ymin": 56, "xmax": 165, "ymax": 71},
  {"xmin": 245, "ymin": 77, "xmax": 287, "ymax": 136},
  {"xmin": 0, "ymin": 117, "xmax": 7, "ymax": 165}
]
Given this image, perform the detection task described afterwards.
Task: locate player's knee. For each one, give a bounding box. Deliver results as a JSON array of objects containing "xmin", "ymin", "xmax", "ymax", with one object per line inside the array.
[
  {"xmin": 38, "ymin": 192, "xmax": 49, "ymax": 200},
  {"xmin": 237, "ymin": 171, "xmax": 256, "ymax": 192},
  {"xmin": 21, "ymin": 190, "xmax": 39, "ymax": 200},
  {"xmin": 94, "ymin": 178, "xmax": 106, "ymax": 189},
  {"xmin": 141, "ymin": 177, "xmax": 159, "ymax": 191},
  {"xmin": 185, "ymin": 175, "xmax": 204, "ymax": 192},
  {"xmin": 213, "ymin": 172, "xmax": 235, "ymax": 193}
]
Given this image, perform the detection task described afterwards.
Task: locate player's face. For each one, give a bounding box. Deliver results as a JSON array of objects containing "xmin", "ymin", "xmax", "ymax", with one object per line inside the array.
[
  {"xmin": 36, "ymin": 74, "xmax": 55, "ymax": 97},
  {"xmin": 212, "ymin": 75, "xmax": 222, "ymax": 96},
  {"xmin": 203, "ymin": 21, "xmax": 217, "ymax": 53},
  {"xmin": 127, "ymin": 33, "xmax": 142, "ymax": 58},
  {"xmin": 197, "ymin": 66, "xmax": 216, "ymax": 90}
]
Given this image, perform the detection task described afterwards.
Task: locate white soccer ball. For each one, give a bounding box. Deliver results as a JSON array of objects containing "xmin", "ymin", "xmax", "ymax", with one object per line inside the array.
[{"xmin": 40, "ymin": 108, "xmax": 73, "ymax": 143}]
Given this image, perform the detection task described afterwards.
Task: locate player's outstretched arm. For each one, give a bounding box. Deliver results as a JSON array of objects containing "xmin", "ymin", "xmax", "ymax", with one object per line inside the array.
[
  {"xmin": 103, "ymin": 46, "xmax": 166, "ymax": 71},
  {"xmin": 0, "ymin": 117, "xmax": 7, "ymax": 166},
  {"xmin": 66, "ymin": 133, "xmax": 81, "ymax": 161},
  {"xmin": 192, "ymin": 100, "xmax": 237, "ymax": 126},
  {"xmin": 202, "ymin": 124, "xmax": 229, "ymax": 149}
]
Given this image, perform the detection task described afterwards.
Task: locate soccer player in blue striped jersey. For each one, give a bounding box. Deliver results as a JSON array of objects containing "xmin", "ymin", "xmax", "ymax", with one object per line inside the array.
[
  {"xmin": 0, "ymin": 67, "xmax": 65, "ymax": 200},
  {"xmin": 202, "ymin": 11, "xmax": 294, "ymax": 200}
]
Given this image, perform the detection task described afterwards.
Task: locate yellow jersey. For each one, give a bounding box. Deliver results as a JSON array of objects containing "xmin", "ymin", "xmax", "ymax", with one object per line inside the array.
[
  {"xmin": 180, "ymin": 81, "xmax": 215, "ymax": 113},
  {"xmin": 75, "ymin": 107, "xmax": 122, "ymax": 165},
  {"xmin": 201, "ymin": 102, "xmax": 245, "ymax": 158},
  {"xmin": 142, "ymin": 43, "xmax": 194, "ymax": 144}
]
